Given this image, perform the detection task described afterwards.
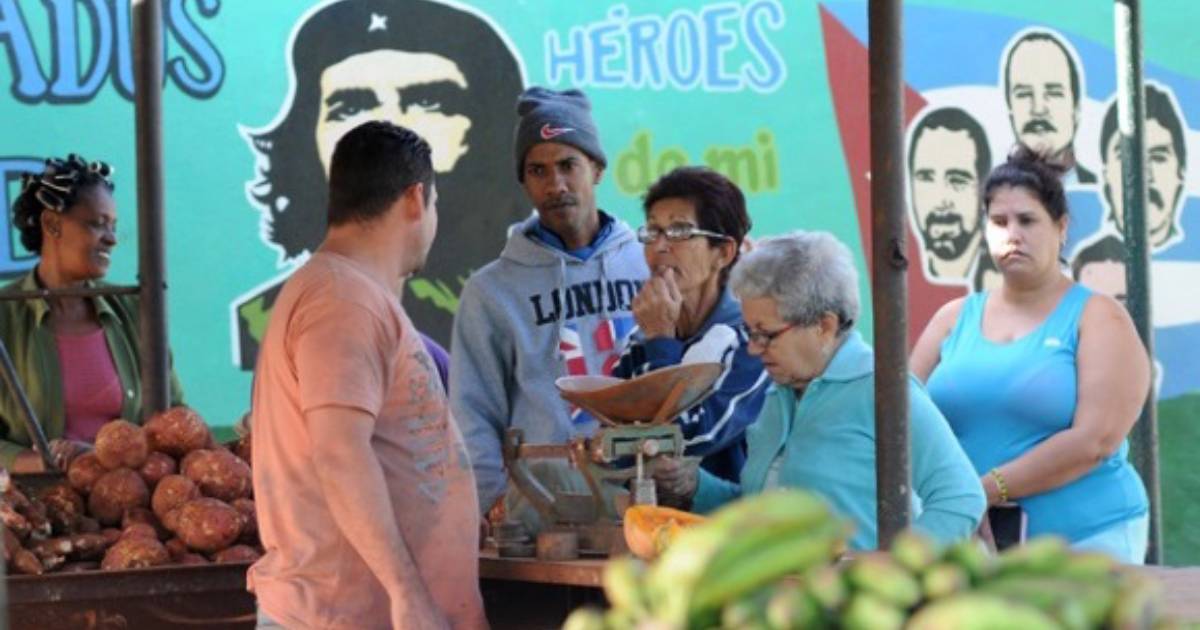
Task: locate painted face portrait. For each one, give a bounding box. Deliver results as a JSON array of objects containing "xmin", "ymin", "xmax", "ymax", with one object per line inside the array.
[
  {"xmin": 1071, "ymin": 235, "xmax": 1129, "ymax": 305},
  {"xmin": 315, "ymin": 50, "xmax": 472, "ymax": 175},
  {"xmin": 1081, "ymin": 260, "xmax": 1127, "ymax": 304},
  {"xmin": 1099, "ymin": 84, "xmax": 1188, "ymax": 251},
  {"xmin": 1104, "ymin": 125, "xmax": 1185, "ymax": 251},
  {"xmin": 235, "ymin": 0, "xmax": 526, "ymax": 369},
  {"xmin": 1005, "ymin": 35, "xmax": 1078, "ymax": 157},
  {"xmin": 906, "ymin": 107, "xmax": 991, "ymax": 283},
  {"xmin": 911, "ymin": 127, "xmax": 981, "ymax": 260}
]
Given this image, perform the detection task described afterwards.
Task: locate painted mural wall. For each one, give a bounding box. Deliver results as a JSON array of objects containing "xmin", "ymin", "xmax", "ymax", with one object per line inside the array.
[{"xmin": 2, "ymin": 1, "xmax": 1197, "ymax": 560}]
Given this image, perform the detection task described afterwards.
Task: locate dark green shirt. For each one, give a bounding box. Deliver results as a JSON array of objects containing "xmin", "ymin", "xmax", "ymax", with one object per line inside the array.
[{"xmin": 0, "ymin": 269, "xmax": 184, "ymax": 467}]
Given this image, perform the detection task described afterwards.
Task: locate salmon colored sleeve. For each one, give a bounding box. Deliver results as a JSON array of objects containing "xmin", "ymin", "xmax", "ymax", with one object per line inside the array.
[{"xmin": 291, "ymin": 296, "xmax": 392, "ymax": 418}]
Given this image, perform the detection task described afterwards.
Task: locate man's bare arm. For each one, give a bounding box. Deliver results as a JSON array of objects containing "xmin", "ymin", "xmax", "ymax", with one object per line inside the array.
[{"xmin": 306, "ymin": 406, "xmax": 448, "ymax": 630}]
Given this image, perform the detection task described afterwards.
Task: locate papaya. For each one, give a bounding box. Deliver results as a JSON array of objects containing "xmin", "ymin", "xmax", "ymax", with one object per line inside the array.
[{"xmin": 622, "ymin": 504, "xmax": 706, "ymax": 560}]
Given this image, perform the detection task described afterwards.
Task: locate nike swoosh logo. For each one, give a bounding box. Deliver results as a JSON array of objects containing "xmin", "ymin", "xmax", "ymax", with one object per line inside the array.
[{"xmin": 540, "ymin": 123, "xmax": 574, "ymax": 140}]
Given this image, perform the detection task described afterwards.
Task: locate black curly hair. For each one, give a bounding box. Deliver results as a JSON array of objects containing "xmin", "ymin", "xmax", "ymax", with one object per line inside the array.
[
  {"xmin": 982, "ymin": 144, "xmax": 1070, "ymax": 223},
  {"xmin": 12, "ymin": 154, "xmax": 114, "ymax": 254}
]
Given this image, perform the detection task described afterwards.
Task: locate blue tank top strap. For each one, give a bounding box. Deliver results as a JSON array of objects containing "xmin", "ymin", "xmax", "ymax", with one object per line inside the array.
[
  {"xmin": 941, "ymin": 291, "xmax": 988, "ymax": 356},
  {"xmin": 1039, "ymin": 283, "xmax": 1093, "ymax": 347}
]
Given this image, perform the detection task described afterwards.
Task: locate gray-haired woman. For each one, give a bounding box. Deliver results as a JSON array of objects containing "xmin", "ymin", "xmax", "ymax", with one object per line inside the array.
[{"xmin": 656, "ymin": 231, "xmax": 985, "ymax": 550}]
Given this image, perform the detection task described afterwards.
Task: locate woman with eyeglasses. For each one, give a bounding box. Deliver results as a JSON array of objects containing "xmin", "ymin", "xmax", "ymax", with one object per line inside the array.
[
  {"xmin": 0, "ymin": 155, "xmax": 184, "ymax": 472},
  {"xmin": 654, "ymin": 231, "xmax": 985, "ymax": 549},
  {"xmin": 612, "ymin": 166, "xmax": 771, "ymax": 495}
]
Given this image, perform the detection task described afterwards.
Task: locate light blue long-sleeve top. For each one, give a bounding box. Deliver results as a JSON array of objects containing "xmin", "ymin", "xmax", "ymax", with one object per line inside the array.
[{"xmin": 692, "ymin": 331, "xmax": 986, "ymax": 550}]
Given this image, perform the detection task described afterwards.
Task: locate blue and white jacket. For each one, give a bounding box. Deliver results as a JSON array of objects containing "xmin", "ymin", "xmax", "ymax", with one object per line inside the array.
[{"xmin": 611, "ymin": 288, "xmax": 770, "ymax": 482}]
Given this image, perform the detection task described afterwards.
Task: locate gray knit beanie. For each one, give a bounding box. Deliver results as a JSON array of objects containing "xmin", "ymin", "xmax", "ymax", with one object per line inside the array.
[{"xmin": 513, "ymin": 87, "xmax": 607, "ymax": 181}]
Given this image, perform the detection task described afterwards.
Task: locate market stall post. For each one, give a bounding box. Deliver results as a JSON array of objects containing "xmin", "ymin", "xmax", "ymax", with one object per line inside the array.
[
  {"xmin": 869, "ymin": 0, "xmax": 912, "ymax": 547},
  {"xmin": 1114, "ymin": 0, "xmax": 1163, "ymax": 565},
  {"xmin": 133, "ymin": 0, "xmax": 170, "ymax": 417}
]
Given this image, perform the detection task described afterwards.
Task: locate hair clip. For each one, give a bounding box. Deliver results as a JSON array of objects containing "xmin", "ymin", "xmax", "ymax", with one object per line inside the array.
[
  {"xmin": 41, "ymin": 172, "xmax": 76, "ymax": 194},
  {"xmin": 34, "ymin": 188, "xmax": 66, "ymax": 213},
  {"xmin": 89, "ymin": 159, "xmax": 113, "ymax": 179}
]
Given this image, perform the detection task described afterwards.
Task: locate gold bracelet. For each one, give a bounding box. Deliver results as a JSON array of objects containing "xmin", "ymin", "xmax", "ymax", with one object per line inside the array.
[{"xmin": 990, "ymin": 468, "xmax": 1010, "ymax": 504}]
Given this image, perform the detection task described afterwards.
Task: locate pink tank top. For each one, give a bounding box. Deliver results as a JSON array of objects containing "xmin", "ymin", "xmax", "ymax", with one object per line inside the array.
[{"xmin": 55, "ymin": 328, "xmax": 123, "ymax": 442}]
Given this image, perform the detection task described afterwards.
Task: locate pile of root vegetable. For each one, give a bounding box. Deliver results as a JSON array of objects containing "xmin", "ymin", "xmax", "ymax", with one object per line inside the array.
[
  {"xmin": 565, "ymin": 489, "xmax": 1186, "ymax": 630},
  {"xmin": 2, "ymin": 406, "xmax": 259, "ymax": 575}
]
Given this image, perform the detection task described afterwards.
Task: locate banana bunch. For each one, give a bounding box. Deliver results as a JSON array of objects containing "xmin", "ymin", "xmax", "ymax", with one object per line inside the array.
[
  {"xmin": 904, "ymin": 534, "xmax": 1181, "ymax": 630},
  {"xmin": 717, "ymin": 531, "xmax": 1180, "ymax": 630},
  {"xmin": 564, "ymin": 520, "xmax": 1190, "ymax": 630},
  {"xmin": 563, "ymin": 489, "xmax": 852, "ymax": 630}
]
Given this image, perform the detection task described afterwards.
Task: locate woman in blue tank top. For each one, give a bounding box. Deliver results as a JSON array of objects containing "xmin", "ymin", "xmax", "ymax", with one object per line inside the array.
[{"xmin": 911, "ymin": 147, "xmax": 1151, "ymax": 563}]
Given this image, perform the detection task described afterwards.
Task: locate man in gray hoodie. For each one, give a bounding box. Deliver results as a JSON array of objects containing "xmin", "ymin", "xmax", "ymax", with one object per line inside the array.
[{"xmin": 450, "ymin": 87, "xmax": 649, "ymax": 520}]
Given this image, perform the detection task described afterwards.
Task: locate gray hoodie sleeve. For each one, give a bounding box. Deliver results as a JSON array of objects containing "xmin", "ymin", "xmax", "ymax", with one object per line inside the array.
[{"xmin": 449, "ymin": 278, "xmax": 513, "ymax": 514}]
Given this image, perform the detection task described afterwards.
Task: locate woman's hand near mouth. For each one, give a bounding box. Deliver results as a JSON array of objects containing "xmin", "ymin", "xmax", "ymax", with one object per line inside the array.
[{"xmin": 632, "ymin": 267, "xmax": 682, "ymax": 338}]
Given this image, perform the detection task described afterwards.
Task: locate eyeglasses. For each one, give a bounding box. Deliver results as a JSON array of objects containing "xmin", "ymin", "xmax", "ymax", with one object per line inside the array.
[
  {"xmin": 636, "ymin": 223, "xmax": 732, "ymax": 244},
  {"xmin": 740, "ymin": 321, "xmax": 801, "ymax": 350}
]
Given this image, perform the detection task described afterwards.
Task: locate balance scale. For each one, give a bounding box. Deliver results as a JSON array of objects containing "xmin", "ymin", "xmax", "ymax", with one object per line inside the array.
[{"xmin": 500, "ymin": 362, "xmax": 723, "ymax": 558}]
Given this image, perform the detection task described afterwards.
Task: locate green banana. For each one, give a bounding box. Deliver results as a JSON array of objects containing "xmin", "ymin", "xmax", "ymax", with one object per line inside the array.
[
  {"xmin": 562, "ymin": 607, "xmax": 607, "ymax": 630},
  {"xmin": 699, "ymin": 516, "xmax": 834, "ymax": 587},
  {"xmin": 604, "ymin": 608, "xmax": 639, "ymax": 630},
  {"xmin": 890, "ymin": 529, "xmax": 939, "ymax": 574},
  {"xmin": 940, "ymin": 538, "xmax": 995, "ymax": 584},
  {"xmin": 764, "ymin": 582, "xmax": 821, "ymax": 630},
  {"xmin": 645, "ymin": 516, "xmax": 746, "ymax": 625},
  {"xmin": 921, "ymin": 562, "xmax": 970, "ymax": 600},
  {"xmin": 603, "ymin": 556, "xmax": 649, "ymax": 617},
  {"xmin": 698, "ymin": 491, "xmax": 840, "ymax": 580},
  {"xmin": 803, "ymin": 564, "xmax": 848, "ymax": 612},
  {"xmin": 688, "ymin": 520, "xmax": 843, "ymax": 618},
  {"xmin": 721, "ymin": 586, "xmax": 773, "ymax": 629},
  {"xmin": 978, "ymin": 575, "xmax": 1116, "ymax": 629},
  {"xmin": 844, "ymin": 554, "xmax": 922, "ymax": 609},
  {"xmin": 646, "ymin": 491, "xmax": 840, "ymax": 627},
  {"xmin": 1109, "ymin": 573, "xmax": 1164, "ymax": 630},
  {"xmin": 1054, "ymin": 551, "xmax": 1117, "ymax": 582},
  {"xmin": 841, "ymin": 593, "xmax": 905, "ymax": 630},
  {"xmin": 905, "ymin": 593, "xmax": 1062, "ymax": 630},
  {"xmin": 994, "ymin": 536, "xmax": 1070, "ymax": 576}
]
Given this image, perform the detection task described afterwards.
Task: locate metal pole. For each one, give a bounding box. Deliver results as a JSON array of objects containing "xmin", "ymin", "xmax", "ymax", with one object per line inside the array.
[
  {"xmin": 1114, "ymin": 0, "xmax": 1161, "ymax": 565},
  {"xmin": 0, "ymin": 285, "xmax": 140, "ymax": 302},
  {"xmin": 869, "ymin": 0, "xmax": 911, "ymax": 547},
  {"xmin": 133, "ymin": 0, "xmax": 170, "ymax": 415},
  {"xmin": 0, "ymin": 340, "xmax": 55, "ymax": 471}
]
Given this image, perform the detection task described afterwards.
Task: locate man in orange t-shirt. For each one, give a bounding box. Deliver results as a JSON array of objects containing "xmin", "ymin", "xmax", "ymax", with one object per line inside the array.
[{"xmin": 248, "ymin": 120, "xmax": 486, "ymax": 630}]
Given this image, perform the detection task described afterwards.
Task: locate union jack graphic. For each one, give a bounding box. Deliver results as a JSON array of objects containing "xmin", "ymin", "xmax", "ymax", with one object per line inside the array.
[
  {"xmin": 559, "ymin": 325, "xmax": 588, "ymax": 376},
  {"xmin": 559, "ymin": 317, "xmax": 636, "ymax": 425}
]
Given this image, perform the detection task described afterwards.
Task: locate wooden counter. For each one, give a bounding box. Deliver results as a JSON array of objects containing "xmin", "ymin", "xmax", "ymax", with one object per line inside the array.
[{"xmin": 479, "ymin": 547, "xmax": 606, "ymax": 588}]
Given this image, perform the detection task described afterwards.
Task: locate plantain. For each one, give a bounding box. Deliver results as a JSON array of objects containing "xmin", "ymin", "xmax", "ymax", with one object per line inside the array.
[
  {"xmin": 603, "ymin": 556, "xmax": 649, "ymax": 617},
  {"xmin": 803, "ymin": 564, "xmax": 848, "ymax": 612},
  {"xmin": 890, "ymin": 529, "xmax": 939, "ymax": 574},
  {"xmin": 921, "ymin": 562, "xmax": 970, "ymax": 600},
  {"xmin": 646, "ymin": 490, "xmax": 840, "ymax": 627},
  {"xmin": 603, "ymin": 608, "xmax": 639, "ymax": 630},
  {"xmin": 940, "ymin": 539, "xmax": 995, "ymax": 584},
  {"xmin": 562, "ymin": 607, "xmax": 607, "ymax": 630},
  {"xmin": 687, "ymin": 520, "xmax": 844, "ymax": 620},
  {"xmin": 1109, "ymin": 572, "xmax": 1165, "ymax": 630},
  {"xmin": 721, "ymin": 585, "xmax": 773, "ymax": 629},
  {"xmin": 844, "ymin": 554, "xmax": 922, "ymax": 609},
  {"xmin": 994, "ymin": 536, "xmax": 1070, "ymax": 577},
  {"xmin": 693, "ymin": 491, "xmax": 840, "ymax": 582},
  {"xmin": 905, "ymin": 593, "xmax": 1062, "ymax": 630},
  {"xmin": 841, "ymin": 593, "xmax": 904, "ymax": 630},
  {"xmin": 764, "ymin": 582, "xmax": 822, "ymax": 630},
  {"xmin": 1054, "ymin": 551, "xmax": 1117, "ymax": 582},
  {"xmin": 979, "ymin": 575, "xmax": 1117, "ymax": 629}
]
